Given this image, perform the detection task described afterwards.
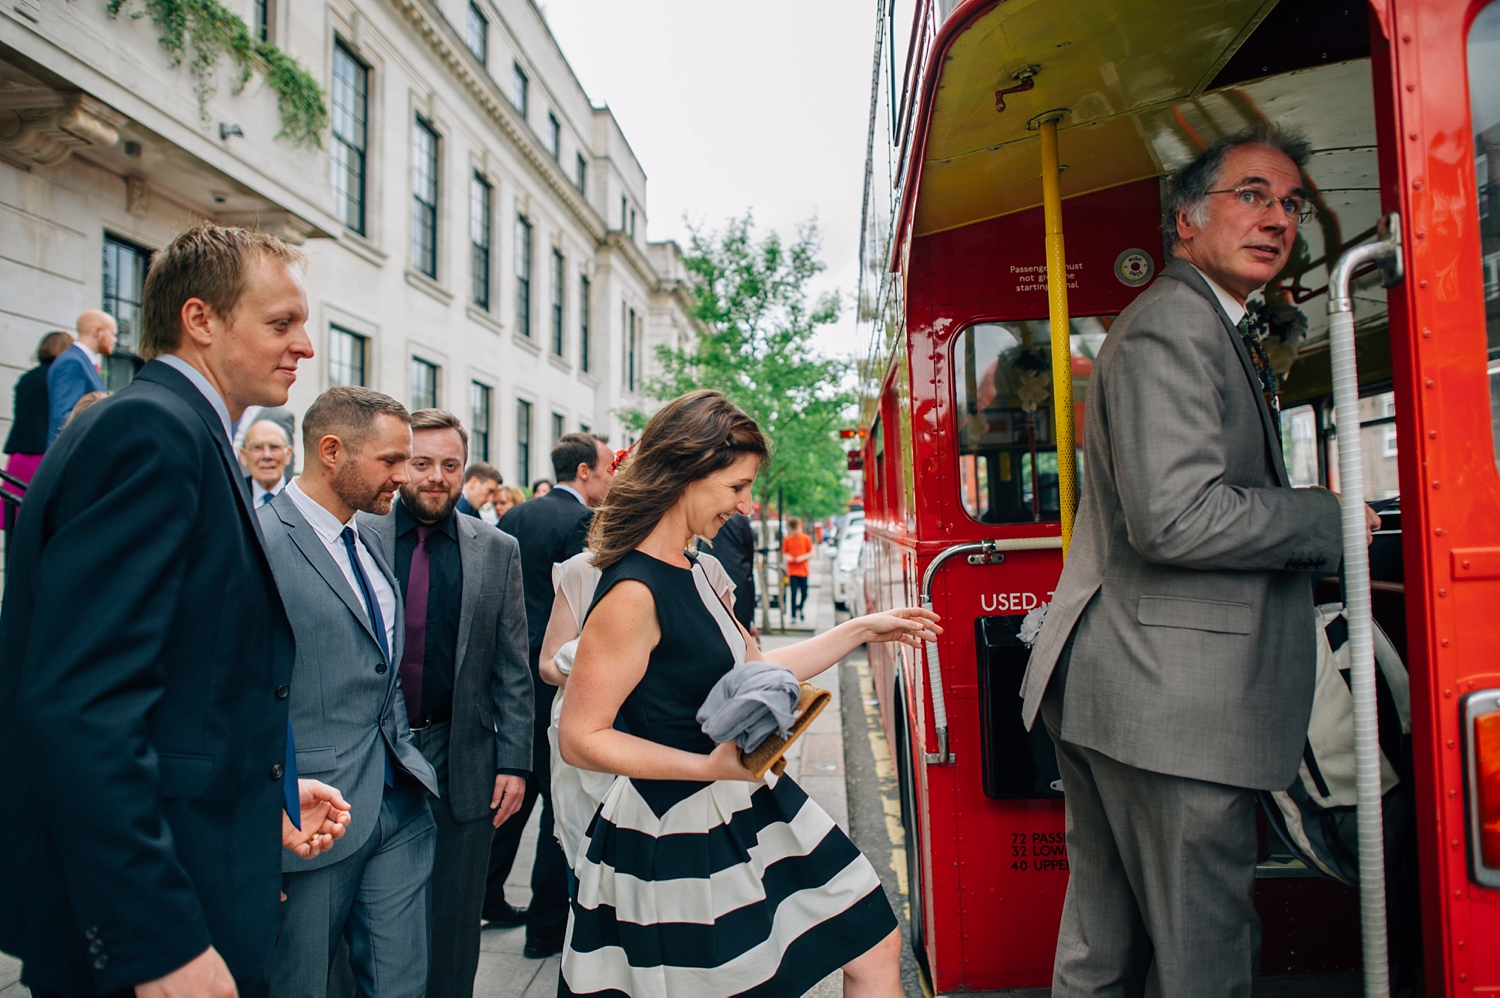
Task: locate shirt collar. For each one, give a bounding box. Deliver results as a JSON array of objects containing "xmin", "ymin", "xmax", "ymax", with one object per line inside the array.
[
  {"xmin": 395, "ymin": 497, "xmax": 459, "ymax": 540},
  {"xmin": 285, "ymin": 477, "xmax": 356, "ymax": 545},
  {"xmin": 251, "ymin": 476, "xmax": 286, "ymax": 502},
  {"xmin": 554, "ymin": 482, "xmax": 587, "ymax": 507},
  {"xmin": 1189, "ymin": 265, "xmax": 1248, "ymax": 327},
  {"xmin": 74, "ymin": 341, "xmax": 100, "ymax": 368},
  {"xmin": 156, "ymin": 354, "xmax": 233, "ymax": 441}
]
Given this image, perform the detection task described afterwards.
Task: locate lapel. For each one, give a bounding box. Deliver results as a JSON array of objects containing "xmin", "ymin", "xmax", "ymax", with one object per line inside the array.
[
  {"xmin": 1160, "ymin": 259, "xmax": 1290, "ymax": 487},
  {"xmin": 358, "ymin": 520, "xmax": 405, "ymax": 668},
  {"xmin": 453, "ymin": 511, "xmax": 482, "ymax": 689},
  {"xmin": 270, "ymin": 489, "xmax": 384, "ymax": 651}
]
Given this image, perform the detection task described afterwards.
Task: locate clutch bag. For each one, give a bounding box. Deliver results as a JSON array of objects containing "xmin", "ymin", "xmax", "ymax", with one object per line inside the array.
[{"xmin": 738, "ymin": 682, "xmax": 831, "ymax": 779}]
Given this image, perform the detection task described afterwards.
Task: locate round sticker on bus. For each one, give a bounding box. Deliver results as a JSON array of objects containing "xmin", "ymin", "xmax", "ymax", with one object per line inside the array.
[{"xmin": 1114, "ymin": 248, "xmax": 1154, "ymax": 287}]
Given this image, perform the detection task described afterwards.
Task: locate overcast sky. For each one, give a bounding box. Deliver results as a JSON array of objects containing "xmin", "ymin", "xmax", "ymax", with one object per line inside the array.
[{"xmin": 538, "ymin": 0, "xmax": 881, "ymax": 358}]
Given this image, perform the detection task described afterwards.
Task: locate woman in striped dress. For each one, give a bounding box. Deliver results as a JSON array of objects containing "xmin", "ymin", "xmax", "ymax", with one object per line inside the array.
[{"xmin": 558, "ymin": 389, "xmax": 940, "ymax": 997}]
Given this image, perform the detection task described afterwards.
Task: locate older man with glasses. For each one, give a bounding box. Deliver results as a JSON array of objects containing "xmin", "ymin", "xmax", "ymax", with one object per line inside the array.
[
  {"xmin": 1019, "ymin": 123, "xmax": 1381, "ymax": 995},
  {"xmin": 240, "ymin": 419, "xmax": 294, "ymax": 507}
]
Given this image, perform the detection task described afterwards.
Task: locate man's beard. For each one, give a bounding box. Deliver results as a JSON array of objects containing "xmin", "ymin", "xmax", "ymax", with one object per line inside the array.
[
  {"xmin": 400, "ymin": 483, "xmax": 460, "ymax": 523},
  {"xmin": 331, "ymin": 460, "xmax": 395, "ymax": 515}
]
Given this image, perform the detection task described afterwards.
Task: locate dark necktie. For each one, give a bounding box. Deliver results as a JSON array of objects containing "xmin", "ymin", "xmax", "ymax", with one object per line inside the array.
[
  {"xmin": 399, "ymin": 525, "xmax": 434, "ymax": 721},
  {"xmin": 260, "ymin": 491, "xmax": 274, "ymax": 507},
  {"xmin": 341, "ymin": 526, "xmax": 394, "ymax": 785},
  {"xmin": 1237, "ymin": 313, "xmax": 1280, "ymax": 414}
]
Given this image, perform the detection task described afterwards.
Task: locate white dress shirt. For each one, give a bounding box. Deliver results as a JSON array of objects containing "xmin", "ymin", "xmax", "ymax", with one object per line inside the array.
[
  {"xmin": 284, "ymin": 478, "xmax": 398, "ymax": 655},
  {"xmin": 1189, "ymin": 264, "xmax": 1248, "ymax": 327},
  {"xmin": 250, "ymin": 476, "xmax": 286, "ymax": 508}
]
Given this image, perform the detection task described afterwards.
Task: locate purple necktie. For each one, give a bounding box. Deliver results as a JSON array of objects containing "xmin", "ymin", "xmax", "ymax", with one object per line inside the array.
[{"xmin": 400, "ymin": 525, "xmax": 434, "ymax": 721}]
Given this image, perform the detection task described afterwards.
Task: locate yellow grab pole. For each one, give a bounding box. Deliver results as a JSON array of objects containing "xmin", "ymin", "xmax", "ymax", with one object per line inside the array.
[{"xmin": 1038, "ymin": 114, "xmax": 1077, "ymax": 558}]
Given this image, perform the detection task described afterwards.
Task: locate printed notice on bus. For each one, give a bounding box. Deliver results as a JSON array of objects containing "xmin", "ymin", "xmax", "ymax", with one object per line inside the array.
[
  {"xmin": 1011, "ymin": 831, "xmax": 1069, "ymax": 873},
  {"xmin": 1012, "ymin": 262, "xmax": 1082, "ymax": 294}
]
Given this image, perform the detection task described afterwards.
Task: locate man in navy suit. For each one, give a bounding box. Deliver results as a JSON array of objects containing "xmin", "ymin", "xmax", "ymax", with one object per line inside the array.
[
  {"xmin": 0, "ymin": 225, "xmax": 350, "ymax": 998},
  {"xmin": 45, "ymin": 310, "xmax": 114, "ymax": 448}
]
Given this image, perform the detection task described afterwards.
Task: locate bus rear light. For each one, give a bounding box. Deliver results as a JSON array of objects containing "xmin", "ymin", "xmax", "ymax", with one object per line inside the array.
[{"xmin": 1464, "ymin": 689, "xmax": 1500, "ymax": 886}]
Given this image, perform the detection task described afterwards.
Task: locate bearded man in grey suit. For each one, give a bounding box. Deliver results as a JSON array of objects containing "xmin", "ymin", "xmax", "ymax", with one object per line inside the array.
[
  {"xmin": 260, "ymin": 387, "xmax": 440, "ymax": 998},
  {"xmin": 1020, "ymin": 123, "xmax": 1381, "ymax": 995},
  {"xmin": 359, "ymin": 408, "xmax": 533, "ymax": 998}
]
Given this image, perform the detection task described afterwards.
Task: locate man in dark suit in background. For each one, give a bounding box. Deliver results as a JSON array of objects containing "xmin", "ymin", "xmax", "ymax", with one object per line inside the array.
[
  {"xmin": 240, "ymin": 418, "xmax": 294, "ymax": 508},
  {"xmin": 713, "ymin": 512, "xmax": 758, "ymax": 637},
  {"xmin": 456, "ymin": 461, "xmax": 501, "ymax": 518},
  {"xmin": 362, "ymin": 409, "xmax": 533, "ymax": 996},
  {"xmin": 0, "ymin": 224, "xmax": 349, "ymax": 998},
  {"xmin": 485, "ymin": 432, "xmax": 613, "ymax": 956},
  {"xmin": 44, "ymin": 310, "xmax": 113, "ymax": 448}
]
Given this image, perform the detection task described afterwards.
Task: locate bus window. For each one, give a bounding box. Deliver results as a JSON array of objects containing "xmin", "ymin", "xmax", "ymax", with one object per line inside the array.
[
  {"xmin": 1469, "ymin": 1, "xmax": 1500, "ymax": 473},
  {"xmin": 1279, "ymin": 404, "xmax": 1321, "ymax": 487},
  {"xmin": 953, "ymin": 317, "xmax": 1109, "ymax": 524}
]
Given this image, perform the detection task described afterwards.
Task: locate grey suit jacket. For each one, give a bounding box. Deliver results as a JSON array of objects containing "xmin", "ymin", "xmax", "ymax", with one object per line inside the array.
[
  {"xmin": 359, "ymin": 501, "xmax": 534, "ymax": 823},
  {"xmin": 258, "ymin": 491, "xmax": 439, "ymax": 872},
  {"xmin": 1019, "ymin": 258, "xmax": 1343, "ymax": 791}
]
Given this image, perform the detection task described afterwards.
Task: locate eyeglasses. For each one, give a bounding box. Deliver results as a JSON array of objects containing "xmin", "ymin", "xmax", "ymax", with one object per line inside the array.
[
  {"xmin": 245, "ymin": 443, "xmax": 287, "ymax": 454},
  {"xmin": 1206, "ymin": 186, "xmax": 1316, "ymax": 224}
]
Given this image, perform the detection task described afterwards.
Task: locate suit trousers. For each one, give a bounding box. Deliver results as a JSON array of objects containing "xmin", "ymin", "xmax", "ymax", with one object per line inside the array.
[
  {"xmin": 483, "ymin": 715, "xmax": 570, "ymax": 948},
  {"xmin": 1040, "ymin": 650, "xmax": 1260, "ymax": 998},
  {"xmin": 270, "ymin": 777, "xmax": 435, "ymax": 998},
  {"xmin": 412, "ymin": 721, "xmax": 497, "ymax": 998}
]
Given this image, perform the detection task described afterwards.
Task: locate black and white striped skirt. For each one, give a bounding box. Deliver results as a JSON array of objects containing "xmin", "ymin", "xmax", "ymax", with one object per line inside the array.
[{"xmin": 559, "ymin": 772, "xmax": 897, "ymax": 997}]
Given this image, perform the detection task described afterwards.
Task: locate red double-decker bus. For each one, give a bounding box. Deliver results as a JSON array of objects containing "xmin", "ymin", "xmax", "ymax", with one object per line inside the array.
[{"xmin": 854, "ymin": 0, "xmax": 1500, "ymax": 994}]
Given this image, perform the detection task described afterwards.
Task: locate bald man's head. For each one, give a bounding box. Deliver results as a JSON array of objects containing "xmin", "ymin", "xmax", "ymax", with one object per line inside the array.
[
  {"xmin": 76, "ymin": 310, "xmax": 117, "ymax": 356},
  {"xmin": 241, "ymin": 419, "xmax": 293, "ymax": 491}
]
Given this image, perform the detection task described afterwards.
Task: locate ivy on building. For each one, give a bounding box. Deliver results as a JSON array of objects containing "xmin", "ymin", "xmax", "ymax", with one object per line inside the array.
[{"xmin": 107, "ymin": 0, "xmax": 328, "ymax": 147}]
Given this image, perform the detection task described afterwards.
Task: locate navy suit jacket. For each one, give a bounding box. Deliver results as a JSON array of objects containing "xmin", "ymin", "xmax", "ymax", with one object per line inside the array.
[
  {"xmin": 45, "ymin": 344, "xmax": 105, "ymax": 448},
  {"xmin": 0, "ymin": 361, "xmax": 296, "ymax": 993}
]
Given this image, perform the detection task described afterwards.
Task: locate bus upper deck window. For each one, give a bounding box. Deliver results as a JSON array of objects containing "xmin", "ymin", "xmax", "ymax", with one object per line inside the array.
[
  {"xmin": 952, "ymin": 318, "xmax": 1110, "ymax": 525},
  {"xmin": 1469, "ymin": 2, "xmax": 1500, "ymax": 474}
]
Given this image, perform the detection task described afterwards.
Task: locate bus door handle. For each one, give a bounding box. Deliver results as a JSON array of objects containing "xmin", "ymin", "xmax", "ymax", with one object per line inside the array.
[{"xmin": 919, "ymin": 536, "xmax": 1063, "ymax": 765}]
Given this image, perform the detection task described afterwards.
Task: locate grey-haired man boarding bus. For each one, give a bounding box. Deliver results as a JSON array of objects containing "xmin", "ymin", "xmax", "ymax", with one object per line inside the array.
[{"xmin": 1019, "ymin": 124, "xmax": 1381, "ymax": 995}]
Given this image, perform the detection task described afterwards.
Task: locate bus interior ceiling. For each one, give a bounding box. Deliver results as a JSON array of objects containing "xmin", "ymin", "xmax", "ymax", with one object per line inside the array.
[{"xmin": 888, "ymin": 0, "xmax": 1419, "ymax": 991}]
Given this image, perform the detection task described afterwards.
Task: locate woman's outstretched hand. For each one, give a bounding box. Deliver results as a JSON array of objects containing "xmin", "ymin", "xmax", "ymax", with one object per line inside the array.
[{"xmin": 856, "ymin": 607, "xmax": 942, "ymax": 648}]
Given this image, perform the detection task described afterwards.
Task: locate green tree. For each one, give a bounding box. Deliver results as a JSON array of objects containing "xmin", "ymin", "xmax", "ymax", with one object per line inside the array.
[{"xmin": 626, "ymin": 213, "xmax": 856, "ymax": 630}]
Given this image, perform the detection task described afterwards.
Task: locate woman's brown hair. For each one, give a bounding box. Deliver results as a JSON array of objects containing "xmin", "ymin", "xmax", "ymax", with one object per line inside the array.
[{"xmin": 588, "ymin": 389, "xmax": 769, "ymax": 570}]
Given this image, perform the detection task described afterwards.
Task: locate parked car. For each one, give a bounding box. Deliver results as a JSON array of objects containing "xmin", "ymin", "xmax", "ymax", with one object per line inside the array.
[{"xmin": 831, "ymin": 520, "xmax": 865, "ymax": 613}]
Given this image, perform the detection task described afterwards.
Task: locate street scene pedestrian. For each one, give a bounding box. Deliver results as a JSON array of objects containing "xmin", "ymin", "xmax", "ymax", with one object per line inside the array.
[
  {"xmin": 360, "ymin": 409, "xmax": 533, "ymax": 997},
  {"xmin": 45, "ymin": 311, "xmax": 114, "ymax": 449},
  {"xmin": 457, "ymin": 462, "xmax": 501, "ymax": 518},
  {"xmin": 241, "ymin": 418, "xmax": 295, "ymax": 507},
  {"xmin": 2, "ymin": 331, "xmax": 71, "ymax": 528},
  {"xmin": 490, "ymin": 485, "xmax": 526, "ymax": 520},
  {"xmin": 782, "ymin": 515, "xmax": 814, "ymax": 624},
  {"xmin": 260, "ymin": 387, "xmax": 440, "ymax": 998}
]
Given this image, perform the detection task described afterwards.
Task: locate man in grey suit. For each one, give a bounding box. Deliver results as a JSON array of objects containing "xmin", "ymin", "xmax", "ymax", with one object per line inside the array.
[
  {"xmin": 1020, "ymin": 123, "xmax": 1379, "ymax": 994},
  {"xmin": 260, "ymin": 387, "xmax": 440, "ymax": 998},
  {"xmin": 360, "ymin": 409, "xmax": 533, "ymax": 998}
]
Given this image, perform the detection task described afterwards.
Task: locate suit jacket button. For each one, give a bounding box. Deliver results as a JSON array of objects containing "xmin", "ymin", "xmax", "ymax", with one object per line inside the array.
[
  {"xmin": 270, "ymin": 763, "xmax": 285, "ymax": 780},
  {"xmin": 94, "ymin": 954, "xmax": 108, "ymax": 969},
  {"xmin": 375, "ymin": 662, "xmax": 388, "ymax": 674},
  {"xmin": 84, "ymin": 926, "xmax": 98, "ymax": 941},
  {"xmin": 88, "ymin": 940, "xmax": 101, "ymax": 955},
  {"xmin": 276, "ymin": 685, "xmax": 290, "ymax": 699}
]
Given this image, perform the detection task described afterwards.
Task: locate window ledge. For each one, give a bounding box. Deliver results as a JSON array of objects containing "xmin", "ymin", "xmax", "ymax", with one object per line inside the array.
[
  {"xmin": 340, "ymin": 231, "xmax": 387, "ymax": 267},
  {"xmin": 467, "ymin": 304, "xmax": 503, "ymax": 334},
  {"xmin": 512, "ymin": 332, "xmax": 541, "ymax": 356},
  {"xmin": 548, "ymin": 352, "xmax": 571, "ymax": 373},
  {"xmin": 576, "ymin": 370, "xmax": 598, "ymax": 388},
  {"xmin": 405, "ymin": 268, "xmax": 453, "ymax": 305}
]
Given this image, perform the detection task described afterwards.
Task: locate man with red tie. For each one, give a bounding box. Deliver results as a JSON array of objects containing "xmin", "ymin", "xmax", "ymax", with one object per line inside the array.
[{"xmin": 361, "ymin": 408, "xmax": 532, "ymax": 997}]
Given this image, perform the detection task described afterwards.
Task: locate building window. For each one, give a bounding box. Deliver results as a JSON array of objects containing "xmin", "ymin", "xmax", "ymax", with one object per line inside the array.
[
  {"xmin": 546, "ymin": 113, "xmax": 560, "ymax": 160},
  {"xmin": 255, "ymin": 0, "xmax": 270, "ymax": 42},
  {"xmin": 620, "ymin": 195, "xmax": 627, "ymax": 230},
  {"xmin": 330, "ymin": 41, "xmax": 368, "ymax": 234},
  {"xmin": 629, "ymin": 208, "xmax": 636, "ymax": 239},
  {"xmin": 579, "ymin": 274, "xmax": 591, "ymax": 372},
  {"xmin": 328, "ymin": 326, "xmax": 368, "ymax": 387},
  {"xmin": 551, "ymin": 412, "xmax": 565, "ymax": 447},
  {"xmin": 410, "ymin": 357, "xmax": 439, "ymax": 411},
  {"xmin": 516, "ymin": 398, "xmax": 533, "ymax": 485},
  {"xmin": 515, "ymin": 215, "xmax": 532, "ymax": 337},
  {"xmin": 627, "ymin": 306, "xmax": 638, "ymax": 392},
  {"xmin": 470, "ymin": 172, "xmax": 492, "ymax": 309},
  {"xmin": 470, "ymin": 381, "xmax": 492, "ymax": 461},
  {"xmin": 511, "ymin": 62, "xmax": 528, "ymax": 117},
  {"xmin": 550, "ymin": 249, "xmax": 565, "ymax": 356},
  {"xmin": 575, "ymin": 152, "xmax": 586, "ymax": 194},
  {"xmin": 411, "ymin": 117, "xmax": 439, "ymax": 278},
  {"xmin": 101, "ymin": 234, "xmax": 150, "ymax": 389},
  {"xmin": 465, "ymin": 1, "xmax": 487, "ymax": 65}
]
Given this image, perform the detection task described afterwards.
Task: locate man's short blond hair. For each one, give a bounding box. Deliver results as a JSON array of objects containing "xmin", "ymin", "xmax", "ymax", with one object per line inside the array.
[{"xmin": 140, "ymin": 224, "xmax": 305, "ymax": 360}]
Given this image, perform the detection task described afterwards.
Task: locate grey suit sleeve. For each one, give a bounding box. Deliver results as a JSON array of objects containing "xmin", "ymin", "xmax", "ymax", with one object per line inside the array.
[
  {"xmin": 492, "ymin": 537, "xmax": 535, "ymax": 772},
  {"xmin": 1105, "ymin": 300, "xmax": 1342, "ymax": 572}
]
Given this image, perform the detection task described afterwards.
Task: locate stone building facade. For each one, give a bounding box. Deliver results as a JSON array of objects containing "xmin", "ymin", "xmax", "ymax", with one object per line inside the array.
[{"xmin": 0, "ymin": 0, "xmax": 697, "ymax": 484}]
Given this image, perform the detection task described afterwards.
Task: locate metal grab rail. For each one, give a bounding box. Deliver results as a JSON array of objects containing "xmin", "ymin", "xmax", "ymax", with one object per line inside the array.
[
  {"xmin": 1326, "ymin": 212, "xmax": 1403, "ymax": 998},
  {"xmin": 917, "ymin": 536, "xmax": 1064, "ymax": 764}
]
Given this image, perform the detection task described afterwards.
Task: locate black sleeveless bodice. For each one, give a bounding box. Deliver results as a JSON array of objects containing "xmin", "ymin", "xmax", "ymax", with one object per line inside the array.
[{"xmin": 589, "ymin": 549, "xmax": 735, "ymax": 756}]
